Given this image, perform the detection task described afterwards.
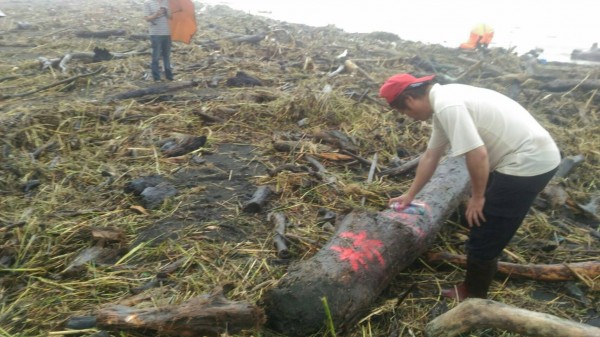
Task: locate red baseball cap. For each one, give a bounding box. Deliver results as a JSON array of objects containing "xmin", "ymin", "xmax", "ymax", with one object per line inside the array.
[{"xmin": 379, "ymin": 73, "xmax": 436, "ymax": 104}]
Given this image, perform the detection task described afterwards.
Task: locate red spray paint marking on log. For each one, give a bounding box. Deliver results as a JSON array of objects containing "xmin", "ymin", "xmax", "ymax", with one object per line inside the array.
[
  {"xmin": 331, "ymin": 231, "xmax": 385, "ymax": 272},
  {"xmin": 330, "ymin": 202, "xmax": 432, "ymax": 272}
]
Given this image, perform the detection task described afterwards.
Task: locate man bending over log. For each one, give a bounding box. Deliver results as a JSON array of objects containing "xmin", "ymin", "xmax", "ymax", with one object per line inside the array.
[{"xmin": 379, "ymin": 74, "xmax": 561, "ymax": 301}]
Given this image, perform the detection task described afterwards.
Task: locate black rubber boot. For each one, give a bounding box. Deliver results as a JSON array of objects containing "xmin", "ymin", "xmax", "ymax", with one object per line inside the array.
[{"xmin": 464, "ymin": 256, "xmax": 498, "ymax": 298}]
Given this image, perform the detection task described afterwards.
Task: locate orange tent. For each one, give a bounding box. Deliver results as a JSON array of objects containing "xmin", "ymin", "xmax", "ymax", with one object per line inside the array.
[
  {"xmin": 460, "ymin": 23, "xmax": 494, "ymax": 49},
  {"xmin": 169, "ymin": 0, "xmax": 197, "ymax": 44}
]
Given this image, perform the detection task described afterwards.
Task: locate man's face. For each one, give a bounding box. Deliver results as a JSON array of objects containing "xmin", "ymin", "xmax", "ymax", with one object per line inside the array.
[{"xmin": 396, "ymin": 95, "xmax": 431, "ymax": 121}]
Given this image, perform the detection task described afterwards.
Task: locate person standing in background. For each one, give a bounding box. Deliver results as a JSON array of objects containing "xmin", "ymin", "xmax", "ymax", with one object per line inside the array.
[{"xmin": 144, "ymin": 0, "xmax": 173, "ymax": 81}]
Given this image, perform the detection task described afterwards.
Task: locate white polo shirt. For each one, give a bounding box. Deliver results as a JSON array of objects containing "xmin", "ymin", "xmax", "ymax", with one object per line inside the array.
[{"xmin": 427, "ymin": 83, "xmax": 561, "ymax": 176}]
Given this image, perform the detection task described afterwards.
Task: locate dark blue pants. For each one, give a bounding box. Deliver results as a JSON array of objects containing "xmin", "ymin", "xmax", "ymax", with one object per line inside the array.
[
  {"xmin": 467, "ymin": 167, "xmax": 558, "ymax": 260},
  {"xmin": 150, "ymin": 35, "xmax": 173, "ymax": 81}
]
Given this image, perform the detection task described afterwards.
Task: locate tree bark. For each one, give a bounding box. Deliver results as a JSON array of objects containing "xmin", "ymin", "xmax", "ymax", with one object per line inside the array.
[
  {"xmin": 262, "ymin": 156, "xmax": 469, "ymax": 336},
  {"xmin": 96, "ymin": 287, "xmax": 265, "ymax": 336},
  {"xmin": 425, "ymin": 298, "xmax": 600, "ymax": 337},
  {"xmin": 426, "ymin": 251, "xmax": 600, "ymax": 281}
]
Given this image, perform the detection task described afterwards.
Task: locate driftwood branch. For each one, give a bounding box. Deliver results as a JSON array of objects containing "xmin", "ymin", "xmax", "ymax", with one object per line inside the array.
[
  {"xmin": 426, "ymin": 251, "xmax": 600, "ymax": 282},
  {"xmin": 229, "ymin": 33, "xmax": 266, "ymax": 45},
  {"xmin": 380, "ymin": 155, "xmax": 421, "ymax": 177},
  {"xmin": 555, "ymin": 154, "xmax": 585, "ymax": 178},
  {"xmin": 313, "ymin": 130, "xmax": 359, "ymax": 152},
  {"xmin": 108, "ymin": 80, "xmax": 200, "ymax": 101},
  {"xmin": 74, "ymin": 29, "xmax": 127, "ymax": 38},
  {"xmin": 425, "ymin": 298, "xmax": 600, "ymax": 337},
  {"xmin": 193, "ymin": 110, "xmax": 226, "ymax": 124},
  {"xmin": 539, "ymin": 154, "xmax": 586, "ymax": 209},
  {"xmin": 0, "ymin": 67, "xmax": 103, "ymax": 100},
  {"xmin": 243, "ymin": 186, "xmax": 273, "ymax": 213},
  {"xmin": 541, "ymin": 79, "xmax": 600, "ymax": 92},
  {"xmin": 326, "ymin": 58, "xmax": 377, "ymax": 84},
  {"xmin": 269, "ymin": 212, "xmax": 290, "ymax": 259},
  {"xmin": 339, "ymin": 149, "xmax": 377, "ymax": 167},
  {"xmin": 304, "ymin": 154, "xmax": 338, "ymax": 185},
  {"xmin": 361, "ymin": 153, "xmax": 378, "ymax": 206},
  {"xmin": 39, "ymin": 50, "xmax": 148, "ymax": 72},
  {"xmin": 96, "ymin": 286, "xmax": 266, "ymax": 336},
  {"xmin": 272, "ymin": 140, "xmax": 332, "ymax": 153},
  {"xmin": 343, "ymin": 59, "xmax": 378, "ymax": 84}
]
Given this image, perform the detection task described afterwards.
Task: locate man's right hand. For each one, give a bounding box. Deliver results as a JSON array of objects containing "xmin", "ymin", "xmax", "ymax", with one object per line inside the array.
[{"xmin": 388, "ymin": 194, "xmax": 413, "ymax": 210}]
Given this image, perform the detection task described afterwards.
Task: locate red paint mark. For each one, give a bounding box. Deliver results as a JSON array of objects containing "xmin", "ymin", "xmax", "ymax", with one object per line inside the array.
[{"xmin": 331, "ymin": 231, "xmax": 385, "ymax": 272}]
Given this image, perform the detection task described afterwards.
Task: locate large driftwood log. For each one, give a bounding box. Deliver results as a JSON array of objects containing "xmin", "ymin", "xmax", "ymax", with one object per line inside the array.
[
  {"xmin": 263, "ymin": 157, "xmax": 469, "ymax": 336},
  {"xmin": 427, "ymin": 251, "xmax": 600, "ymax": 281},
  {"xmin": 425, "ymin": 298, "xmax": 600, "ymax": 337},
  {"xmin": 96, "ymin": 287, "xmax": 265, "ymax": 336}
]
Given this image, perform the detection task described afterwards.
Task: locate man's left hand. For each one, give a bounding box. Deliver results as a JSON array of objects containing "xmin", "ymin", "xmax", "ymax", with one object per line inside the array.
[{"xmin": 466, "ymin": 195, "xmax": 486, "ymax": 227}]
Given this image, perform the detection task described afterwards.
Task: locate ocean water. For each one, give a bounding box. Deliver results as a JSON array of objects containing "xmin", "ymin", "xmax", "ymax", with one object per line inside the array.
[{"xmin": 201, "ymin": 0, "xmax": 600, "ymax": 63}]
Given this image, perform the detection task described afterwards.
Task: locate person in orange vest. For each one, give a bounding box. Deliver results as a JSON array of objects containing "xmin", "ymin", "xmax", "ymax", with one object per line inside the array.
[{"xmin": 460, "ymin": 23, "xmax": 494, "ymax": 50}]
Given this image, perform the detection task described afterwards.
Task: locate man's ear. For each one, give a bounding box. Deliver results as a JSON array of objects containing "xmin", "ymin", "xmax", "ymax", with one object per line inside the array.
[{"xmin": 404, "ymin": 95, "xmax": 415, "ymax": 107}]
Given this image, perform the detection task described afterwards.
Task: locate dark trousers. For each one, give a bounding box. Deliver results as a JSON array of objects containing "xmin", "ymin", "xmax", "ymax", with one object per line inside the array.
[
  {"xmin": 150, "ymin": 35, "xmax": 173, "ymax": 81},
  {"xmin": 467, "ymin": 167, "xmax": 558, "ymax": 260}
]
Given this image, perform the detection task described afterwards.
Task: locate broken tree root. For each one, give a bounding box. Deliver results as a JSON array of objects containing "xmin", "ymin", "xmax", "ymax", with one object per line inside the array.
[
  {"xmin": 425, "ymin": 298, "xmax": 600, "ymax": 337},
  {"xmin": 426, "ymin": 251, "xmax": 600, "ymax": 282}
]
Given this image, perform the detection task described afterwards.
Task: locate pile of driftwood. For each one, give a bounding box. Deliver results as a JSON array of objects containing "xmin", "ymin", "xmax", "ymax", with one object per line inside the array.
[{"xmin": 0, "ymin": 1, "xmax": 599, "ymax": 337}]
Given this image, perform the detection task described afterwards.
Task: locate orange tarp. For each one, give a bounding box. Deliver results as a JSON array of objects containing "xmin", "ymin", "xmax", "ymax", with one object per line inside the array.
[{"xmin": 169, "ymin": 0, "xmax": 197, "ymax": 44}]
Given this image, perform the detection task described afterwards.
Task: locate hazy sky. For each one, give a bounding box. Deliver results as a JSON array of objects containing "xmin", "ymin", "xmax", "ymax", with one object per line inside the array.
[{"xmin": 202, "ymin": 0, "xmax": 599, "ymax": 62}]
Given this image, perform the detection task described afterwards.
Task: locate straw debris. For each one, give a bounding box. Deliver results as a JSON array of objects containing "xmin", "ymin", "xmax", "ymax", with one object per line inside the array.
[{"xmin": 0, "ymin": 1, "xmax": 598, "ymax": 336}]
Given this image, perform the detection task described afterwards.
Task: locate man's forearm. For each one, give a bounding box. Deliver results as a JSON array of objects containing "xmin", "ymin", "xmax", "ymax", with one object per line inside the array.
[
  {"xmin": 465, "ymin": 146, "xmax": 489, "ymax": 198},
  {"xmin": 407, "ymin": 147, "xmax": 444, "ymax": 198}
]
